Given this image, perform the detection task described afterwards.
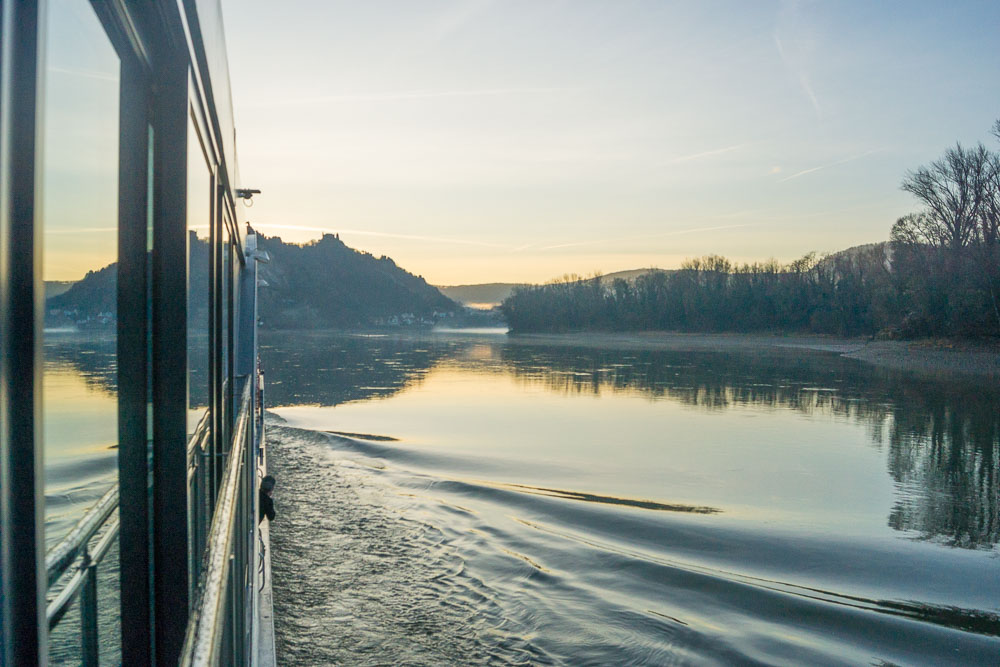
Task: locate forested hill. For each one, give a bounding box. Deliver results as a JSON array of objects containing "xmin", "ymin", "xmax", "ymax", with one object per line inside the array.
[
  {"xmin": 256, "ymin": 233, "xmax": 458, "ymax": 328},
  {"xmin": 46, "ymin": 263, "xmax": 120, "ymax": 327},
  {"xmin": 45, "ymin": 232, "xmax": 459, "ymax": 329}
]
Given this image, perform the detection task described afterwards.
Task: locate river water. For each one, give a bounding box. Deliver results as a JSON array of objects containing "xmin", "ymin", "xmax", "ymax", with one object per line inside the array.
[
  {"xmin": 260, "ymin": 329, "xmax": 1000, "ymax": 666},
  {"xmin": 41, "ymin": 332, "xmax": 121, "ymax": 663}
]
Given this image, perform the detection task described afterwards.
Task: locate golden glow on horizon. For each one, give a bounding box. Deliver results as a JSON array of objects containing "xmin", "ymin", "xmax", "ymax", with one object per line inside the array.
[{"xmin": 244, "ymin": 222, "xmax": 867, "ymax": 285}]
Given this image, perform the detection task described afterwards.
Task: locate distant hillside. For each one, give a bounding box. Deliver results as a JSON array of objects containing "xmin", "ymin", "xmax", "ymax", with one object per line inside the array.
[
  {"xmin": 816, "ymin": 242, "xmax": 890, "ymax": 270},
  {"xmin": 45, "ymin": 281, "xmax": 75, "ymax": 299},
  {"xmin": 436, "ymin": 283, "xmax": 528, "ymax": 308},
  {"xmin": 46, "ymin": 232, "xmax": 459, "ymax": 329},
  {"xmin": 600, "ymin": 268, "xmax": 669, "ymax": 282},
  {"xmin": 439, "ymin": 270, "xmax": 668, "ymax": 307},
  {"xmin": 47, "ymin": 264, "xmax": 119, "ymax": 328},
  {"xmin": 257, "ymin": 233, "xmax": 458, "ymax": 328}
]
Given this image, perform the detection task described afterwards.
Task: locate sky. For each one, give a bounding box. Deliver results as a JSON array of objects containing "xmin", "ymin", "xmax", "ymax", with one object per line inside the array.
[
  {"xmin": 42, "ymin": 0, "xmax": 120, "ymax": 282},
  {"xmin": 217, "ymin": 0, "xmax": 998, "ymax": 285}
]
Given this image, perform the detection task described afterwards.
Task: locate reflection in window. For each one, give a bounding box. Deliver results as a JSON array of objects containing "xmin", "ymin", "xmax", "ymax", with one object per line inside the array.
[
  {"xmin": 41, "ymin": 0, "xmax": 122, "ymax": 661},
  {"xmin": 187, "ymin": 116, "xmax": 211, "ymax": 435},
  {"xmin": 222, "ymin": 224, "xmax": 231, "ymax": 438}
]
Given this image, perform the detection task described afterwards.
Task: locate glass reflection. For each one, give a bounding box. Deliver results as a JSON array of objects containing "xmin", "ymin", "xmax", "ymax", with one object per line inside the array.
[
  {"xmin": 41, "ymin": 0, "xmax": 120, "ymax": 539},
  {"xmin": 40, "ymin": 0, "xmax": 121, "ymax": 661},
  {"xmin": 221, "ymin": 224, "xmax": 230, "ymax": 438},
  {"xmin": 187, "ymin": 116, "xmax": 211, "ymax": 433}
]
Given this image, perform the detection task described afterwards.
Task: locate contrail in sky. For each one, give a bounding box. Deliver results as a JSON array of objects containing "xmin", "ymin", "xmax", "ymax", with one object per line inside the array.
[
  {"xmin": 539, "ymin": 223, "xmax": 758, "ymax": 250},
  {"xmin": 250, "ymin": 87, "xmax": 577, "ymax": 108},
  {"xmin": 774, "ymin": 29, "xmax": 821, "ymax": 117},
  {"xmin": 778, "ymin": 149, "xmax": 881, "ymax": 182},
  {"xmin": 670, "ymin": 144, "xmax": 745, "ymax": 163},
  {"xmin": 45, "ymin": 227, "xmax": 117, "ymax": 234},
  {"xmin": 48, "ymin": 66, "xmax": 118, "ymax": 82},
  {"xmin": 251, "ymin": 223, "xmax": 511, "ymax": 249},
  {"xmin": 47, "ymin": 222, "xmax": 761, "ymax": 255}
]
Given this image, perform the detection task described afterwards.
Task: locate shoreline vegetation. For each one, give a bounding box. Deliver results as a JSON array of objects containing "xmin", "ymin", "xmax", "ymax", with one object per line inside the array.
[
  {"xmin": 503, "ymin": 331, "xmax": 1000, "ymax": 378},
  {"xmin": 502, "ymin": 121, "xmax": 1000, "ymax": 344}
]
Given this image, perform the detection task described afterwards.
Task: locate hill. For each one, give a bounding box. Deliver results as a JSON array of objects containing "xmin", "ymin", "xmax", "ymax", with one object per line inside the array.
[
  {"xmin": 256, "ymin": 233, "xmax": 458, "ymax": 328},
  {"xmin": 47, "ymin": 264, "xmax": 119, "ymax": 328},
  {"xmin": 436, "ymin": 283, "xmax": 528, "ymax": 308},
  {"xmin": 599, "ymin": 268, "xmax": 668, "ymax": 282},
  {"xmin": 46, "ymin": 232, "xmax": 459, "ymax": 330},
  {"xmin": 45, "ymin": 281, "xmax": 76, "ymax": 299},
  {"xmin": 816, "ymin": 242, "xmax": 890, "ymax": 271},
  {"xmin": 438, "ymin": 269, "xmax": 668, "ymax": 308}
]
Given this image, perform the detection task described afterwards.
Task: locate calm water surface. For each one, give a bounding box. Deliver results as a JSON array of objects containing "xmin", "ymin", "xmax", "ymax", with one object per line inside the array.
[
  {"xmin": 41, "ymin": 332, "xmax": 121, "ymax": 663},
  {"xmin": 262, "ymin": 330, "xmax": 999, "ymax": 666}
]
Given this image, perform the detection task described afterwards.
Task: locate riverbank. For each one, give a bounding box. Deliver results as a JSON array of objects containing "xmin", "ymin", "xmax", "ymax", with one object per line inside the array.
[{"xmin": 504, "ymin": 331, "xmax": 1000, "ymax": 378}]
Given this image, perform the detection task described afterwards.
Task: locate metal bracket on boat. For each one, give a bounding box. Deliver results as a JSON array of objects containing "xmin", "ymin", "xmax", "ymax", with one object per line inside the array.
[{"xmin": 246, "ymin": 248, "xmax": 270, "ymax": 263}]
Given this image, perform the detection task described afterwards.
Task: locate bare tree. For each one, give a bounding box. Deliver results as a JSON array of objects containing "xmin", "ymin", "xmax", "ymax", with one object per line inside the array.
[
  {"xmin": 982, "ymin": 124, "xmax": 1000, "ymax": 246},
  {"xmin": 901, "ymin": 143, "xmax": 992, "ymax": 251},
  {"xmin": 891, "ymin": 212, "xmax": 946, "ymax": 247},
  {"xmin": 981, "ymin": 152, "xmax": 1000, "ymax": 246},
  {"xmin": 977, "ymin": 145, "xmax": 1000, "ymax": 331}
]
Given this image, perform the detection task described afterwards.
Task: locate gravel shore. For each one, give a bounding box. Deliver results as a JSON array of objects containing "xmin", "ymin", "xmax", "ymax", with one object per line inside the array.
[{"xmin": 505, "ymin": 331, "xmax": 1000, "ymax": 379}]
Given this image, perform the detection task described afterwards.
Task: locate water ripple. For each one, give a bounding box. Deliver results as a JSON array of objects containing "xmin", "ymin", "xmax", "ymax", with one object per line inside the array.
[{"xmin": 268, "ymin": 423, "xmax": 1000, "ymax": 666}]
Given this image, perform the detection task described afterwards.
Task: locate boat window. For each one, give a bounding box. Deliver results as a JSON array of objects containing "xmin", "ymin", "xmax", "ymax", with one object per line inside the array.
[
  {"xmin": 187, "ymin": 115, "xmax": 212, "ymax": 436},
  {"xmin": 40, "ymin": 0, "xmax": 122, "ymax": 661},
  {"xmin": 221, "ymin": 221, "xmax": 231, "ymax": 439}
]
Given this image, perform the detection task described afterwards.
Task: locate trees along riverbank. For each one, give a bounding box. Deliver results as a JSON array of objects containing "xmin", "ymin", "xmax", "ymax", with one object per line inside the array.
[{"xmin": 502, "ymin": 121, "xmax": 1000, "ymax": 340}]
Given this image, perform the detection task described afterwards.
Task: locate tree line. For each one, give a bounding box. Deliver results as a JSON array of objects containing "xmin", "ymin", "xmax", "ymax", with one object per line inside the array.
[{"xmin": 502, "ymin": 121, "xmax": 1000, "ymax": 339}]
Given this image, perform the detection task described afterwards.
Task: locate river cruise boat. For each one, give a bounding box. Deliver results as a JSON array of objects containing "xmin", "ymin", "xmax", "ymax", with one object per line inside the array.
[{"xmin": 1, "ymin": 0, "xmax": 273, "ymax": 663}]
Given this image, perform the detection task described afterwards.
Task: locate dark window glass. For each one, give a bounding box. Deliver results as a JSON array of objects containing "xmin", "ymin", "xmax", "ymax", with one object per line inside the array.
[
  {"xmin": 41, "ymin": 0, "xmax": 122, "ymax": 661},
  {"xmin": 222, "ymin": 223, "xmax": 230, "ymax": 437},
  {"xmin": 187, "ymin": 115, "xmax": 211, "ymax": 435}
]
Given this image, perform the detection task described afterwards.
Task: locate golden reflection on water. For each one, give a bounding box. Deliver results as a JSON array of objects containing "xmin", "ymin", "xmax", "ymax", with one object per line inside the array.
[
  {"xmin": 277, "ymin": 365, "xmax": 894, "ymax": 536},
  {"xmin": 489, "ymin": 481, "xmax": 721, "ymax": 514},
  {"xmin": 43, "ymin": 359, "xmax": 118, "ymax": 543},
  {"xmin": 265, "ymin": 332, "xmax": 1000, "ymax": 550},
  {"xmin": 43, "ymin": 363, "xmax": 117, "ymax": 461}
]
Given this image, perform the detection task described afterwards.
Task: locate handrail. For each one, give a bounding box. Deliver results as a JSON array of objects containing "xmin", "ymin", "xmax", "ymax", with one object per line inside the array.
[
  {"xmin": 42, "ymin": 477, "xmax": 120, "ymax": 666},
  {"xmin": 45, "ymin": 484, "xmax": 119, "ymax": 586},
  {"xmin": 46, "ymin": 518, "xmax": 120, "ymax": 629},
  {"xmin": 188, "ymin": 407, "xmax": 214, "ymax": 459},
  {"xmin": 180, "ymin": 378, "xmax": 253, "ymax": 665}
]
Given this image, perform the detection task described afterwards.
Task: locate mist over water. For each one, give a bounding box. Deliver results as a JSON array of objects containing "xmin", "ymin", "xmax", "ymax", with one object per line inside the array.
[{"xmin": 260, "ymin": 329, "xmax": 999, "ymax": 665}]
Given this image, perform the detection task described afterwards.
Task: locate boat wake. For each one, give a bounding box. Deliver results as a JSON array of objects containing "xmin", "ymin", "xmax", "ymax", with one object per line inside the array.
[{"xmin": 267, "ymin": 421, "xmax": 1000, "ymax": 666}]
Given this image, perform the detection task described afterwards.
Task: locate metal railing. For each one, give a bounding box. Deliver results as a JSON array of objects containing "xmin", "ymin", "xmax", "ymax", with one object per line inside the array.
[
  {"xmin": 180, "ymin": 377, "xmax": 258, "ymax": 665},
  {"xmin": 43, "ymin": 369, "xmax": 264, "ymax": 665},
  {"xmin": 44, "ymin": 485, "xmax": 120, "ymax": 664}
]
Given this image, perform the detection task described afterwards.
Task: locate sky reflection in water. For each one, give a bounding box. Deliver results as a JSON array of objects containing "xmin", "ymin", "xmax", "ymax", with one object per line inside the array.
[
  {"xmin": 44, "ymin": 330, "xmax": 999, "ymax": 664},
  {"xmin": 264, "ymin": 330, "xmax": 999, "ymax": 551},
  {"xmin": 262, "ymin": 330, "xmax": 999, "ymax": 666}
]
